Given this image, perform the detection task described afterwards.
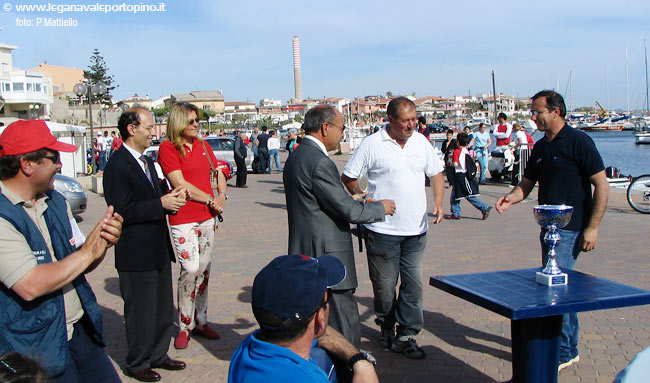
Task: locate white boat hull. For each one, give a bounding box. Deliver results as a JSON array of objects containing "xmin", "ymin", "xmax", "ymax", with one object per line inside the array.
[{"xmin": 635, "ymin": 133, "xmax": 650, "ymax": 144}]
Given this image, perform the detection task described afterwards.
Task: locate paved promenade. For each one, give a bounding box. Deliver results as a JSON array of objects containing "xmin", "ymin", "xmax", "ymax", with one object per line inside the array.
[{"xmin": 78, "ymin": 151, "xmax": 650, "ymax": 383}]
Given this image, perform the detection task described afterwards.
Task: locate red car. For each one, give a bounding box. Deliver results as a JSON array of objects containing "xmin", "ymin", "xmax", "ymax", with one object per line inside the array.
[{"xmin": 143, "ymin": 145, "xmax": 233, "ymax": 180}]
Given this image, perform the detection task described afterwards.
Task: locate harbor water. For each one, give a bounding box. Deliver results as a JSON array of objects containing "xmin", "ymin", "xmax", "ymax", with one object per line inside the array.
[{"xmin": 585, "ymin": 131, "xmax": 650, "ymax": 178}]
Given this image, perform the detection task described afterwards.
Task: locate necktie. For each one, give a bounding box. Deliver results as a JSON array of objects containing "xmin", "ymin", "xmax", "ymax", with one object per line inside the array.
[{"xmin": 139, "ymin": 155, "xmax": 154, "ymax": 187}]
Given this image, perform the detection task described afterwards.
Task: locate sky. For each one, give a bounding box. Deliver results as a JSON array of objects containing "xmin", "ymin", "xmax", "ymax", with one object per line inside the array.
[{"xmin": 1, "ymin": 0, "xmax": 649, "ymax": 110}]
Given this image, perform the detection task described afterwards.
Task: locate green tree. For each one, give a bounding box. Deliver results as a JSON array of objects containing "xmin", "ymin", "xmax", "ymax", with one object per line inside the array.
[
  {"xmin": 199, "ymin": 108, "xmax": 216, "ymax": 121},
  {"xmin": 151, "ymin": 107, "xmax": 170, "ymax": 117},
  {"xmin": 83, "ymin": 49, "xmax": 116, "ymax": 104},
  {"xmin": 294, "ymin": 114, "xmax": 303, "ymax": 123}
]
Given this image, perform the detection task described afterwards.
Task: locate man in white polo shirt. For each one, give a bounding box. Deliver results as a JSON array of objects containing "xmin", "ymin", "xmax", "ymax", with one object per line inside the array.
[{"xmin": 341, "ymin": 97, "xmax": 445, "ymax": 359}]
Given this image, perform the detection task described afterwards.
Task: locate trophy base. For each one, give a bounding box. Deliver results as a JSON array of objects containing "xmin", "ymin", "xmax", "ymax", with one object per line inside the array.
[{"xmin": 536, "ymin": 271, "xmax": 568, "ymax": 286}]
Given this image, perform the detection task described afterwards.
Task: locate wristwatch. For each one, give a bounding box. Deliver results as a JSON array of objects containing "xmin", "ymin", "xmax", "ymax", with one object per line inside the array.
[
  {"xmin": 347, "ymin": 351, "xmax": 376, "ymax": 371},
  {"xmin": 219, "ymin": 192, "xmax": 229, "ymax": 200}
]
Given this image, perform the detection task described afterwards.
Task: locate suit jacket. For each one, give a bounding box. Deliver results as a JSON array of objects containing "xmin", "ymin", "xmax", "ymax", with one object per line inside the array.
[
  {"xmin": 103, "ymin": 146, "xmax": 174, "ymax": 272},
  {"xmin": 283, "ymin": 138, "xmax": 385, "ymax": 290}
]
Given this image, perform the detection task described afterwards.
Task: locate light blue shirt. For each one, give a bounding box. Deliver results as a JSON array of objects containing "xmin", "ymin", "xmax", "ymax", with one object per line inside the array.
[{"xmin": 474, "ymin": 131, "xmax": 490, "ymax": 148}]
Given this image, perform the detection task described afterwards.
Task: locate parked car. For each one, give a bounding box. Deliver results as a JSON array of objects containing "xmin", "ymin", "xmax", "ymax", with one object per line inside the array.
[
  {"xmin": 54, "ymin": 174, "xmax": 87, "ymax": 215},
  {"xmin": 143, "ymin": 145, "xmax": 233, "ymax": 180},
  {"xmin": 204, "ymin": 136, "xmax": 254, "ymax": 173}
]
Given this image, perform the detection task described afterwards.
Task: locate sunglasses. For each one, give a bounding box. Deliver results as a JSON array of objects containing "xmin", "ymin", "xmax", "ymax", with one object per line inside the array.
[
  {"xmin": 42, "ymin": 152, "xmax": 60, "ymax": 164},
  {"xmin": 188, "ymin": 118, "xmax": 200, "ymax": 125}
]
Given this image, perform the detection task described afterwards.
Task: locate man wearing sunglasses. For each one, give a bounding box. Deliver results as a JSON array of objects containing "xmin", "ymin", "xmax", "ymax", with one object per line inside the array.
[
  {"xmin": 229, "ymin": 254, "xmax": 378, "ymax": 383},
  {"xmin": 0, "ymin": 119, "xmax": 124, "ymax": 383},
  {"xmin": 284, "ymin": 105, "xmax": 395, "ymax": 349}
]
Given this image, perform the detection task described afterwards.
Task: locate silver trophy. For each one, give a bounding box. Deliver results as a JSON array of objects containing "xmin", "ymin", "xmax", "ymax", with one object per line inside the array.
[{"xmin": 532, "ymin": 205, "xmax": 573, "ymax": 286}]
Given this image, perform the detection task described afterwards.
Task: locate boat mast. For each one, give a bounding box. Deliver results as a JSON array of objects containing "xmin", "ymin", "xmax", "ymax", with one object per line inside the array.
[
  {"xmin": 626, "ymin": 45, "xmax": 630, "ymax": 117},
  {"xmin": 643, "ymin": 39, "xmax": 650, "ymax": 114},
  {"xmin": 569, "ymin": 70, "xmax": 573, "ymax": 113},
  {"xmin": 491, "ymin": 70, "xmax": 497, "ymax": 123},
  {"xmin": 605, "ymin": 64, "xmax": 610, "ymax": 113}
]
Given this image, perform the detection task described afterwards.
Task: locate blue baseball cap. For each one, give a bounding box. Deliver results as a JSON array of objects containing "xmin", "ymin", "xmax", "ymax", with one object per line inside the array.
[{"xmin": 252, "ymin": 254, "xmax": 346, "ymax": 329}]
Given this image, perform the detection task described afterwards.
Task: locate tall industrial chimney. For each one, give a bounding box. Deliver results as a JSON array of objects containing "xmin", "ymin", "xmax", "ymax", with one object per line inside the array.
[{"xmin": 292, "ymin": 36, "xmax": 302, "ymax": 102}]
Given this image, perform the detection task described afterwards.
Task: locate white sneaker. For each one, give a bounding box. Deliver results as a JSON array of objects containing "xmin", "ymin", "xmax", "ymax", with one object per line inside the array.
[{"xmin": 558, "ymin": 355, "xmax": 579, "ymax": 372}]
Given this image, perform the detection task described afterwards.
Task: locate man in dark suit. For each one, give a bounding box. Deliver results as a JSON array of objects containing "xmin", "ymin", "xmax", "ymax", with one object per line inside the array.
[
  {"xmin": 283, "ymin": 104, "xmax": 395, "ymax": 348},
  {"xmin": 103, "ymin": 108, "xmax": 188, "ymax": 382}
]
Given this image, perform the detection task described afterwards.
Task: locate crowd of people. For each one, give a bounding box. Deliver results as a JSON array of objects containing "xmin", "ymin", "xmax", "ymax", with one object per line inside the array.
[{"xmin": 0, "ymin": 90, "xmax": 627, "ymax": 383}]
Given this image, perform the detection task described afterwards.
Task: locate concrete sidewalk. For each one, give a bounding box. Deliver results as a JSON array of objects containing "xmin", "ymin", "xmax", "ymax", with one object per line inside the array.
[{"xmin": 78, "ymin": 151, "xmax": 650, "ymax": 383}]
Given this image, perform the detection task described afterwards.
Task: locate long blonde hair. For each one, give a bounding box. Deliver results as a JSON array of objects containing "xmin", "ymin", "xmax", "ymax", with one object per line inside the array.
[{"xmin": 166, "ymin": 101, "xmax": 201, "ymax": 157}]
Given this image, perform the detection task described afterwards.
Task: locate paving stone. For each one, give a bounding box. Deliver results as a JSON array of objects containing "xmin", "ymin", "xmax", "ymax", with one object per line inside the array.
[{"xmin": 74, "ymin": 151, "xmax": 650, "ymax": 382}]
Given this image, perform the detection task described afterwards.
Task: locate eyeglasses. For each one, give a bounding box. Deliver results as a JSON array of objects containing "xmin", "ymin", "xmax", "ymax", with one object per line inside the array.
[
  {"xmin": 531, "ymin": 108, "xmax": 554, "ymax": 117},
  {"xmin": 42, "ymin": 152, "xmax": 60, "ymax": 164},
  {"xmin": 188, "ymin": 118, "xmax": 200, "ymax": 125},
  {"xmin": 327, "ymin": 121, "xmax": 346, "ymax": 132}
]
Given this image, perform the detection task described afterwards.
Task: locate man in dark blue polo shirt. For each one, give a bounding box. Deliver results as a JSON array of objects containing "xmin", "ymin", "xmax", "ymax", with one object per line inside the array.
[{"xmin": 495, "ymin": 90, "xmax": 610, "ymax": 372}]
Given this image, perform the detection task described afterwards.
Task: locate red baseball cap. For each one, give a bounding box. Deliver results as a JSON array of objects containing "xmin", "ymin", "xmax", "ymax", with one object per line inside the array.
[{"xmin": 0, "ymin": 120, "xmax": 77, "ymax": 156}]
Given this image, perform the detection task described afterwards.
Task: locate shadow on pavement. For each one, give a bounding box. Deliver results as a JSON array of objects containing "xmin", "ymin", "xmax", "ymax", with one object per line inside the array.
[
  {"xmin": 99, "ymin": 304, "xmax": 128, "ymax": 372},
  {"xmin": 423, "ymin": 310, "xmax": 511, "ymax": 362},
  {"xmin": 104, "ymin": 277, "xmax": 121, "ymax": 298},
  {"xmin": 255, "ymin": 180, "xmax": 284, "ymax": 185},
  {"xmin": 190, "ymin": 318, "xmax": 256, "ymax": 362},
  {"xmin": 254, "ymin": 202, "xmax": 286, "ymax": 209}
]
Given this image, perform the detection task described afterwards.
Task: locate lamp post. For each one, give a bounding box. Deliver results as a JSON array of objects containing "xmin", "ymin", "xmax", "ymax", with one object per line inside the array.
[{"xmin": 73, "ymin": 81, "xmax": 106, "ymax": 174}]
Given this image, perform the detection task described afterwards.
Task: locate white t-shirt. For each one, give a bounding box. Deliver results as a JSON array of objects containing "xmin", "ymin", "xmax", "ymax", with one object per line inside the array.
[
  {"xmin": 512, "ymin": 130, "xmax": 528, "ymax": 147},
  {"xmin": 268, "ymin": 137, "xmax": 281, "ymax": 151},
  {"xmin": 342, "ymin": 127, "xmax": 444, "ymax": 236}
]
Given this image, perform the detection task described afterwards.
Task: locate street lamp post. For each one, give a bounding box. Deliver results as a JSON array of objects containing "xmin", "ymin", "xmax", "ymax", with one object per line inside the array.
[{"xmin": 73, "ymin": 81, "xmax": 107, "ymax": 174}]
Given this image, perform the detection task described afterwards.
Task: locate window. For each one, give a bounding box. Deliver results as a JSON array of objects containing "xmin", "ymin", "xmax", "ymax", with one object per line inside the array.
[
  {"xmin": 35, "ymin": 83, "xmax": 42, "ymax": 92},
  {"xmin": 13, "ymin": 82, "xmax": 24, "ymax": 91},
  {"xmin": 26, "ymin": 83, "xmax": 33, "ymax": 91},
  {"xmin": 2, "ymin": 83, "xmax": 7, "ymax": 92}
]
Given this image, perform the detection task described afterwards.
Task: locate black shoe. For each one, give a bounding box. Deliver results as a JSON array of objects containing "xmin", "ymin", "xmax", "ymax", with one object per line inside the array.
[
  {"xmin": 127, "ymin": 368, "xmax": 161, "ymax": 382},
  {"xmin": 152, "ymin": 358, "xmax": 186, "ymax": 371},
  {"xmin": 482, "ymin": 206, "xmax": 492, "ymax": 220}
]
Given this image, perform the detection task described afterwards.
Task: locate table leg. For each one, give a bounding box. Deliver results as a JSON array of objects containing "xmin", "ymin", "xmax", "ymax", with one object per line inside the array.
[{"xmin": 511, "ymin": 315, "xmax": 562, "ymax": 383}]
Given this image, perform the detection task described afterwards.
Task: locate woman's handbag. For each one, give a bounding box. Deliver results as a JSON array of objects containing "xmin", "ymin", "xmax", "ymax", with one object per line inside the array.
[{"xmin": 200, "ymin": 139, "xmax": 220, "ymax": 189}]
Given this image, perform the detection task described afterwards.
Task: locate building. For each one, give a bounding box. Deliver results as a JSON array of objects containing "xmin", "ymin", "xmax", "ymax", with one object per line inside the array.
[
  {"xmin": 321, "ymin": 97, "xmax": 349, "ymax": 114},
  {"xmin": 481, "ymin": 94, "xmax": 516, "ymax": 117},
  {"xmin": 29, "ymin": 63, "xmax": 84, "ymax": 94},
  {"xmin": 120, "ymin": 94, "xmax": 154, "ymax": 110},
  {"xmin": 167, "ymin": 90, "xmax": 225, "ymax": 114},
  {"xmin": 224, "ymin": 101, "xmax": 257, "ymax": 121},
  {"xmin": 0, "ymin": 43, "xmax": 53, "ymax": 122}
]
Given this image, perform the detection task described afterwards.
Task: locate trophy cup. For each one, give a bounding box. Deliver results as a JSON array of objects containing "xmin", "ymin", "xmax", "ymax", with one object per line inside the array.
[{"xmin": 532, "ymin": 205, "xmax": 573, "ymax": 286}]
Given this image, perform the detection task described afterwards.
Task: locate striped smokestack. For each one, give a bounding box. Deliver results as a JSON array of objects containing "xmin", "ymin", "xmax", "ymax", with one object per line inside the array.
[{"xmin": 292, "ymin": 36, "xmax": 302, "ymax": 101}]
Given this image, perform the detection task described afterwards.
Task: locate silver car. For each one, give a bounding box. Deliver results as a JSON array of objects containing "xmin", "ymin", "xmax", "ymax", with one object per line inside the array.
[
  {"xmin": 54, "ymin": 174, "xmax": 87, "ymax": 215},
  {"xmin": 204, "ymin": 136, "xmax": 254, "ymax": 172}
]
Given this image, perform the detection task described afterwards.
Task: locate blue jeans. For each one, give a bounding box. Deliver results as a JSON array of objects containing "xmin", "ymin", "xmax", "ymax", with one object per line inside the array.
[
  {"xmin": 450, "ymin": 191, "xmax": 489, "ymax": 217},
  {"xmin": 269, "ymin": 149, "xmax": 282, "ymax": 173},
  {"xmin": 310, "ymin": 347, "xmax": 338, "ymax": 383},
  {"xmin": 475, "ymin": 148, "xmax": 488, "ymax": 183},
  {"xmin": 540, "ymin": 228, "xmax": 581, "ymax": 361},
  {"xmin": 365, "ymin": 230, "xmax": 426, "ymax": 336}
]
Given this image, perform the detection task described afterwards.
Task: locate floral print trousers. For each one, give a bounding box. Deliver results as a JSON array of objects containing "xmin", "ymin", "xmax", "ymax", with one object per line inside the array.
[{"xmin": 170, "ymin": 218, "xmax": 216, "ymax": 333}]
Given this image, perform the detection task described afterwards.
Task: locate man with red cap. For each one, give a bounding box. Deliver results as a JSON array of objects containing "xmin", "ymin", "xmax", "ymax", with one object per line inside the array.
[{"xmin": 0, "ymin": 119, "xmax": 124, "ymax": 383}]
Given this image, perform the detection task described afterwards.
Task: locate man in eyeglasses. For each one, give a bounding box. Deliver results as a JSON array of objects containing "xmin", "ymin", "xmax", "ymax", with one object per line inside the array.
[
  {"xmin": 496, "ymin": 90, "xmax": 610, "ymax": 372},
  {"xmin": 0, "ymin": 119, "xmax": 124, "ymax": 383},
  {"xmin": 228, "ymin": 254, "xmax": 379, "ymax": 383},
  {"xmin": 104, "ymin": 107, "xmax": 189, "ymax": 382},
  {"xmin": 283, "ymin": 104, "xmax": 395, "ymax": 349}
]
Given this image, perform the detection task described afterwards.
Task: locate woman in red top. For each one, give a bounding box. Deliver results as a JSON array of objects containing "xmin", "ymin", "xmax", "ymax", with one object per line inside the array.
[{"xmin": 158, "ymin": 102, "xmax": 227, "ymax": 349}]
